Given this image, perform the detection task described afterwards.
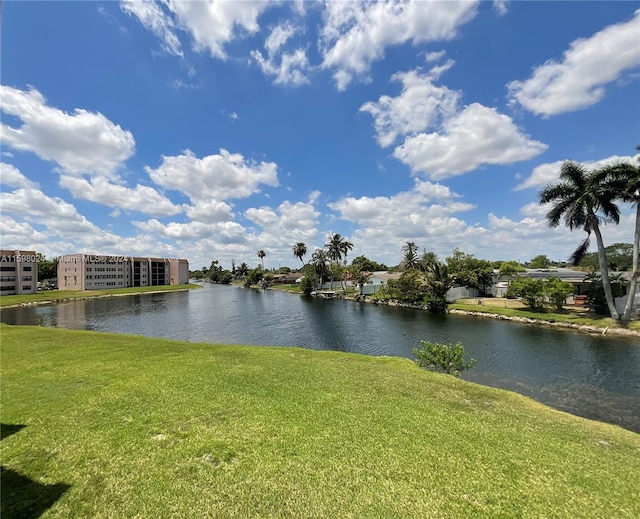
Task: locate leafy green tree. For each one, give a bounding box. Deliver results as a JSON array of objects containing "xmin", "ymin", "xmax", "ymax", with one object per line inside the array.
[
  {"xmin": 540, "ymin": 161, "xmax": 622, "ymax": 319},
  {"xmin": 529, "ymin": 255, "xmax": 551, "ymax": 269},
  {"xmin": 37, "ymin": 254, "xmax": 58, "ymax": 281},
  {"xmin": 350, "ymin": 255, "xmax": 387, "ymax": 273},
  {"xmin": 578, "ymin": 243, "xmax": 633, "ymax": 271},
  {"xmin": 293, "ymin": 242, "xmax": 307, "ymax": 266},
  {"xmin": 244, "ymin": 269, "xmax": 263, "ymax": 287},
  {"xmin": 299, "ymin": 264, "xmax": 318, "ymax": 295},
  {"xmin": 498, "ymin": 261, "xmax": 525, "ymax": 281},
  {"xmin": 543, "ymin": 278, "xmax": 575, "ymax": 311},
  {"xmin": 414, "ymin": 340, "xmax": 476, "ymax": 377},
  {"xmin": 386, "ymin": 270, "xmax": 427, "ymax": 303},
  {"xmin": 446, "ymin": 248, "xmax": 494, "ymax": 294},
  {"xmin": 506, "ymin": 277, "xmax": 545, "ymax": 309}
]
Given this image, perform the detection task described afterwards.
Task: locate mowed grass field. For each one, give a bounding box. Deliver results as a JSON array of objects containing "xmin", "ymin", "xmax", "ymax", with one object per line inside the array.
[{"xmin": 1, "ymin": 325, "xmax": 639, "ymax": 518}]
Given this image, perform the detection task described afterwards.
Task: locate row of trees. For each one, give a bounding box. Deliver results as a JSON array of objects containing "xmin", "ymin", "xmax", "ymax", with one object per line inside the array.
[{"xmin": 540, "ymin": 149, "xmax": 639, "ymax": 321}]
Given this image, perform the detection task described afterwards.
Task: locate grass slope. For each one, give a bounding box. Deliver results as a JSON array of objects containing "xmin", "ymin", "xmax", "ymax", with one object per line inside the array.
[
  {"xmin": 1, "ymin": 325, "xmax": 639, "ymax": 518},
  {"xmin": 0, "ymin": 284, "xmax": 201, "ymax": 308}
]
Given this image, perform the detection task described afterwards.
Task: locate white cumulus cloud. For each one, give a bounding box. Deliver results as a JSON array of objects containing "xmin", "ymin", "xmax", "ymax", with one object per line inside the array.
[
  {"xmin": 360, "ymin": 65, "xmax": 459, "ymax": 147},
  {"xmin": 508, "ymin": 10, "xmax": 640, "ymax": 116},
  {"xmin": 0, "ymin": 85, "xmax": 135, "ymax": 177},
  {"xmin": 145, "ymin": 148, "xmax": 279, "ymax": 202},
  {"xmin": 393, "ymin": 103, "xmax": 547, "ymax": 179}
]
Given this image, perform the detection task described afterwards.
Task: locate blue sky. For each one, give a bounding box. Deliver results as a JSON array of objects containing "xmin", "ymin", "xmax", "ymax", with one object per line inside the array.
[{"xmin": 1, "ymin": 1, "xmax": 639, "ymax": 270}]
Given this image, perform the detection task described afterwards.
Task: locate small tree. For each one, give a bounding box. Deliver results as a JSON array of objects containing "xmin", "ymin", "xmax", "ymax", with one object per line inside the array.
[
  {"xmin": 506, "ymin": 277, "xmax": 545, "ymax": 309},
  {"xmin": 529, "ymin": 255, "xmax": 551, "ymax": 269},
  {"xmin": 414, "ymin": 340, "xmax": 476, "ymax": 377},
  {"xmin": 244, "ymin": 269, "xmax": 263, "ymax": 287},
  {"xmin": 498, "ymin": 260, "xmax": 525, "ymax": 281},
  {"xmin": 386, "ymin": 270, "xmax": 427, "ymax": 303},
  {"xmin": 543, "ymin": 277, "xmax": 575, "ymax": 311}
]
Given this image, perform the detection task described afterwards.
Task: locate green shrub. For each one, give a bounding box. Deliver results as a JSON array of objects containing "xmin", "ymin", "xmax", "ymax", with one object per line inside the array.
[
  {"xmin": 299, "ymin": 275, "xmax": 315, "ymax": 295},
  {"xmin": 506, "ymin": 277, "xmax": 545, "ymax": 309},
  {"xmin": 424, "ymin": 293, "xmax": 447, "ymax": 313},
  {"xmin": 414, "ymin": 340, "xmax": 476, "ymax": 377}
]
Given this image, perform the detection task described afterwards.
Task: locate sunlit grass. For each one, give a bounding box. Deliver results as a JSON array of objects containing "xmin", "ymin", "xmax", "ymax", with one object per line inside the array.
[
  {"xmin": 450, "ymin": 298, "xmax": 640, "ymax": 331},
  {"xmin": 0, "ymin": 284, "xmax": 201, "ymax": 308},
  {"xmin": 2, "ymin": 325, "xmax": 638, "ymax": 518}
]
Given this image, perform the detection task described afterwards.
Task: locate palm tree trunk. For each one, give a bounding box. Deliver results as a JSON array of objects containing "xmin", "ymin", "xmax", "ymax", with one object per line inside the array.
[
  {"xmin": 622, "ymin": 203, "xmax": 639, "ymax": 320},
  {"xmin": 592, "ymin": 218, "xmax": 620, "ymax": 320}
]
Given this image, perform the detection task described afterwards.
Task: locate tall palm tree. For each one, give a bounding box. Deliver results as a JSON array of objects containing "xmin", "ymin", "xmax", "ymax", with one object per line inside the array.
[
  {"xmin": 325, "ymin": 234, "xmax": 353, "ymax": 291},
  {"xmin": 292, "ymin": 242, "xmax": 307, "ymax": 266},
  {"xmin": 311, "ymin": 248, "xmax": 328, "ymax": 290},
  {"xmin": 597, "ymin": 155, "xmax": 640, "ymax": 320},
  {"xmin": 325, "ymin": 234, "xmax": 344, "ymax": 289},
  {"xmin": 257, "ymin": 250, "xmax": 266, "ymax": 270},
  {"xmin": 339, "ymin": 237, "xmax": 354, "ymax": 292},
  {"xmin": 540, "ymin": 161, "xmax": 621, "ymax": 319}
]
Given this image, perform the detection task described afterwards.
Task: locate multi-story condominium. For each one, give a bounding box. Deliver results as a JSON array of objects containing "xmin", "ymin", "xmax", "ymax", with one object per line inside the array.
[
  {"xmin": 57, "ymin": 254, "xmax": 189, "ymax": 290},
  {"xmin": 0, "ymin": 250, "xmax": 38, "ymax": 295}
]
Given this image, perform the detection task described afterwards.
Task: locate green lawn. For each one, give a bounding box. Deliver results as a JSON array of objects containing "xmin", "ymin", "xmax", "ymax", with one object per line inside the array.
[
  {"xmin": 450, "ymin": 298, "xmax": 640, "ymax": 331},
  {"xmin": 0, "ymin": 284, "xmax": 201, "ymax": 308},
  {"xmin": 1, "ymin": 325, "xmax": 639, "ymax": 518}
]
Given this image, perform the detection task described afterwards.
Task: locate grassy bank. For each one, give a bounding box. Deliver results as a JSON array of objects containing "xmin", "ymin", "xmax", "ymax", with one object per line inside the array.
[
  {"xmin": 450, "ymin": 298, "xmax": 640, "ymax": 332},
  {"xmin": 0, "ymin": 284, "xmax": 201, "ymax": 308},
  {"xmin": 2, "ymin": 325, "xmax": 638, "ymax": 518}
]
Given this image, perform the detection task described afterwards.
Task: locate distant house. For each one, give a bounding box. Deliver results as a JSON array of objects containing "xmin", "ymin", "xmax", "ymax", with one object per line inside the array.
[
  {"xmin": 360, "ymin": 271, "xmax": 401, "ymax": 295},
  {"xmin": 490, "ymin": 268, "xmax": 591, "ymax": 298},
  {"xmin": 271, "ymin": 273, "xmax": 304, "ymax": 285}
]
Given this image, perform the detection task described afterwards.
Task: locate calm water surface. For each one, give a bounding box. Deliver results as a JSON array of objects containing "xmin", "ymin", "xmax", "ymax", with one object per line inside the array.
[{"xmin": 3, "ymin": 283, "xmax": 639, "ymax": 433}]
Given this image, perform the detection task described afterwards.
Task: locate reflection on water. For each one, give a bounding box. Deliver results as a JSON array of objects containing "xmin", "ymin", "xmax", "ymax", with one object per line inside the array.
[{"xmin": 2, "ymin": 284, "xmax": 639, "ymax": 433}]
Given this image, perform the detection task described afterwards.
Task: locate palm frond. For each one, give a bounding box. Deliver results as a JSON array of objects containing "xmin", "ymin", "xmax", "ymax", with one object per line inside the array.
[{"xmin": 569, "ymin": 237, "xmax": 591, "ymax": 266}]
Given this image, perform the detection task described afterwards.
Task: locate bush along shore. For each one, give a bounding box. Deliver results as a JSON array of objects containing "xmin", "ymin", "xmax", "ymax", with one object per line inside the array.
[{"xmin": 2, "ymin": 324, "xmax": 639, "ymax": 518}]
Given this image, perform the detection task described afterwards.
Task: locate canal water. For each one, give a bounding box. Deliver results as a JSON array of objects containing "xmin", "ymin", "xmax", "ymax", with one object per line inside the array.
[{"xmin": 2, "ymin": 283, "xmax": 639, "ymax": 433}]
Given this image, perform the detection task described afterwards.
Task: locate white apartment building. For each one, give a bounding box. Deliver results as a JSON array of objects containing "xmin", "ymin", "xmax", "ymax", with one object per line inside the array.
[
  {"xmin": 0, "ymin": 250, "xmax": 38, "ymax": 295},
  {"xmin": 58, "ymin": 254, "xmax": 189, "ymax": 290}
]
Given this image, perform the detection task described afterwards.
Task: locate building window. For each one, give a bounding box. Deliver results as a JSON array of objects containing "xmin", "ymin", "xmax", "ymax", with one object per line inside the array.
[
  {"xmin": 22, "ymin": 276, "xmax": 32, "ymax": 281},
  {"xmin": 23, "ymin": 285, "xmax": 31, "ymax": 290},
  {"xmin": 0, "ymin": 266, "xmax": 16, "ymax": 272},
  {"xmin": 23, "ymin": 266, "xmax": 32, "ymax": 271},
  {"xmin": 1, "ymin": 286, "xmax": 15, "ymax": 291}
]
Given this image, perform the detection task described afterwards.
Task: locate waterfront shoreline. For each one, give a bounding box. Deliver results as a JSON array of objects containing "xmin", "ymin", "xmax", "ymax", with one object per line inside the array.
[
  {"xmin": 326, "ymin": 291, "xmax": 640, "ymax": 339},
  {"xmin": 0, "ymin": 285, "xmax": 201, "ymax": 310}
]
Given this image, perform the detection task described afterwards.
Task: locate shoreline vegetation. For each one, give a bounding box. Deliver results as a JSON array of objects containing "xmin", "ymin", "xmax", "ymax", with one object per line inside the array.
[
  {"xmin": 2, "ymin": 324, "xmax": 638, "ymax": 518},
  {"xmin": 264, "ymin": 284, "xmax": 640, "ymax": 338},
  {"xmin": 0, "ymin": 283, "xmax": 202, "ymax": 309}
]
